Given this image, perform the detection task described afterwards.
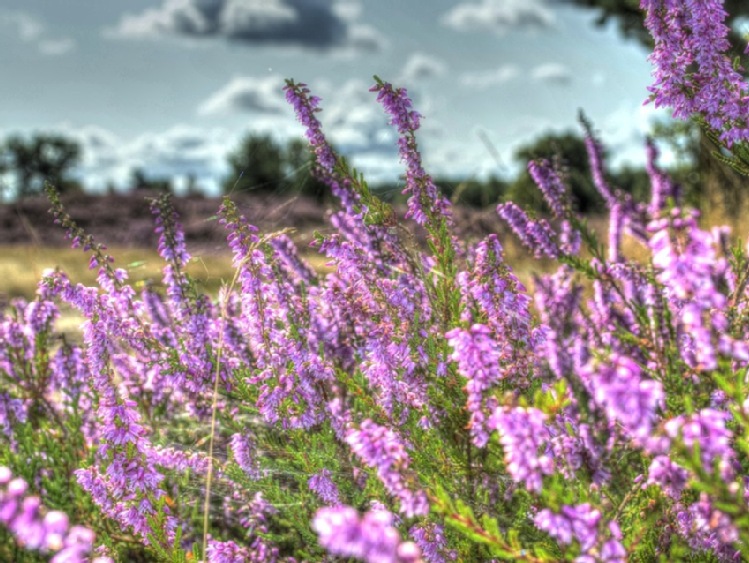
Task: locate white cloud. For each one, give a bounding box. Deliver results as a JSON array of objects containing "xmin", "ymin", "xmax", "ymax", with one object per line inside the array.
[
  {"xmin": 108, "ymin": 0, "xmax": 386, "ymax": 54},
  {"xmin": 332, "ymin": 0, "xmax": 362, "ymax": 22},
  {"xmin": 197, "ymin": 76, "xmax": 287, "ymax": 116},
  {"xmin": 398, "ymin": 53, "xmax": 447, "ymax": 84},
  {"xmin": 57, "ymin": 123, "xmax": 235, "ymax": 195},
  {"xmin": 0, "ymin": 11, "xmax": 44, "ymax": 41},
  {"xmin": 460, "ymin": 62, "xmax": 570, "ymax": 89},
  {"xmin": 0, "ymin": 11, "xmax": 75, "ymax": 55},
  {"xmin": 38, "ymin": 38, "xmax": 75, "ymax": 56},
  {"xmin": 344, "ymin": 23, "xmax": 387, "ymax": 54},
  {"xmin": 441, "ymin": 0, "xmax": 555, "ymax": 34},
  {"xmin": 598, "ymin": 102, "xmax": 674, "ymax": 169},
  {"xmin": 531, "ymin": 62, "xmax": 572, "ymax": 85},
  {"xmin": 459, "ymin": 64, "xmax": 519, "ymax": 88},
  {"xmin": 322, "ymin": 79, "xmax": 395, "ymax": 153}
]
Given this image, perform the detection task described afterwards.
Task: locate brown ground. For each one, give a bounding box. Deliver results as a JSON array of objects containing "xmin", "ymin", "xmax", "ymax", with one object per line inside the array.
[{"xmin": 0, "ymin": 190, "xmax": 513, "ymax": 255}]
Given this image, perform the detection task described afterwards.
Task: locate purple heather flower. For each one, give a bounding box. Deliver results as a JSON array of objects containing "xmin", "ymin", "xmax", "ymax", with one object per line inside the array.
[
  {"xmin": 205, "ymin": 539, "xmax": 253, "ymax": 563},
  {"xmin": 308, "ymin": 469, "xmax": 341, "ymax": 505},
  {"xmin": 535, "ymin": 504, "xmax": 624, "ymax": 560},
  {"xmin": 608, "ymin": 203, "xmax": 623, "ymax": 263},
  {"xmin": 370, "ymin": 80, "xmax": 453, "ymax": 231},
  {"xmin": 646, "ymin": 455, "xmax": 689, "ymax": 499},
  {"xmin": 581, "ymin": 354, "xmax": 663, "ymax": 443},
  {"xmin": 648, "ymin": 211, "xmax": 749, "ymax": 370},
  {"xmin": 664, "ymin": 409, "xmax": 734, "ymax": 479},
  {"xmin": 559, "ymin": 220, "xmax": 581, "ymax": 255},
  {"xmin": 409, "ymin": 523, "xmax": 456, "ymax": 563},
  {"xmin": 220, "ymin": 200, "xmax": 332, "ymax": 429},
  {"xmin": 313, "ymin": 506, "xmax": 423, "ymax": 563},
  {"xmin": 457, "ymin": 235, "xmax": 535, "ymax": 385},
  {"xmin": 446, "ymin": 324, "xmax": 504, "ymax": 447},
  {"xmin": 230, "ymin": 433, "xmax": 261, "ymax": 480},
  {"xmin": 527, "ymin": 159, "xmax": 569, "ymax": 218},
  {"xmin": 583, "ymin": 127, "xmax": 617, "ymax": 208},
  {"xmin": 346, "ymin": 420, "xmax": 429, "ymax": 517},
  {"xmin": 284, "ymin": 80, "xmax": 337, "ymax": 173},
  {"xmin": 645, "ymin": 138, "xmax": 676, "ymax": 216},
  {"xmin": 675, "ymin": 494, "xmax": 740, "ymax": 561},
  {"xmin": 270, "ymin": 234, "xmax": 317, "ymax": 287},
  {"xmin": 533, "ymin": 266, "xmax": 584, "ymax": 380},
  {"xmin": 151, "ymin": 196, "xmax": 191, "ymax": 324},
  {"xmin": 0, "ymin": 467, "xmax": 111, "ymax": 562},
  {"xmin": 642, "ymin": 0, "xmax": 749, "ymax": 146},
  {"xmin": 488, "ymin": 406, "xmax": 553, "ymax": 492},
  {"xmin": 549, "ymin": 419, "xmax": 610, "ymax": 486},
  {"xmin": 497, "ymin": 202, "xmax": 560, "ymax": 258},
  {"xmin": 534, "ymin": 504, "xmax": 601, "ymax": 552}
]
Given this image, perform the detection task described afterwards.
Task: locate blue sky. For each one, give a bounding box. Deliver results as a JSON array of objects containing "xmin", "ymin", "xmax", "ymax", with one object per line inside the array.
[{"xmin": 0, "ymin": 0, "xmax": 670, "ymax": 195}]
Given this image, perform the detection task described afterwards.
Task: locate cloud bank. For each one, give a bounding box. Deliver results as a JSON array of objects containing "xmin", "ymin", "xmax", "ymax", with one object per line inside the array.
[
  {"xmin": 198, "ymin": 76, "xmax": 288, "ymax": 116},
  {"xmin": 442, "ymin": 0, "xmax": 555, "ymax": 34},
  {"xmin": 109, "ymin": 0, "xmax": 385, "ymax": 53}
]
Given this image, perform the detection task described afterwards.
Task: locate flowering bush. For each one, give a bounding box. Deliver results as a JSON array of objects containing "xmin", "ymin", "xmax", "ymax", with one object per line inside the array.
[{"xmin": 3, "ymin": 1, "xmax": 749, "ymax": 561}]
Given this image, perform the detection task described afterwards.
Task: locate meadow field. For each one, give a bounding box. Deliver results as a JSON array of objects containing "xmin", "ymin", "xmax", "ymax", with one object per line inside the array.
[{"xmin": 5, "ymin": 1, "xmax": 749, "ymax": 559}]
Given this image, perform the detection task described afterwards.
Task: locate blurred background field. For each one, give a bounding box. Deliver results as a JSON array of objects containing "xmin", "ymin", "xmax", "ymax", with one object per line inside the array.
[{"xmin": 1, "ymin": 194, "xmax": 746, "ymax": 305}]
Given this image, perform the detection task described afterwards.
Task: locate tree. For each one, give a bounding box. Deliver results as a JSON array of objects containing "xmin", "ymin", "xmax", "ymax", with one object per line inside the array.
[
  {"xmin": 436, "ymin": 176, "xmax": 507, "ymax": 208},
  {"xmin": 0, "ymin": 134, "xmax": 81, "ymax": 198},
  {"xmin": 506, "ymin": 131, "xmax": 603, "ymax": 213},
  {"xmin": 564, "ymin": 0, "xmax": 749, "ymax": 222},
  {"xmin": 223, "ymin": 134, "xmax": 284, "ymax": 195},
  {"xmin": 283, "ymin": 138, "xmax": 330, "ymax": 202},
  {"xmin": 130, "ymin": 168, "xmax": 172, "ymax": 193},
  {"xmin": 223, "ymin": 134, "xmax": 332, "ymax": 201}
]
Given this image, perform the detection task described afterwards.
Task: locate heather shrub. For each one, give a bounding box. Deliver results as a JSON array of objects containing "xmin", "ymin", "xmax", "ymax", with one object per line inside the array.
[{"xmin": 3, "ymin": 1, "xmax": 749, "ymax": 562}]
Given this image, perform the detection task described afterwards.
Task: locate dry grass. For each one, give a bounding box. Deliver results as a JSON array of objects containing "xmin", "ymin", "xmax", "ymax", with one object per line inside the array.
[
  {"xmin": 3, "ymin": 207, "xmax": 742, "ymax": 311},
  {"xmin": 0, "ymin": 245, "xmax": 334, "ymax": 340},
  {"xmin": 0, "ymin": 245, "xmax": 333, "ymax": 302}
]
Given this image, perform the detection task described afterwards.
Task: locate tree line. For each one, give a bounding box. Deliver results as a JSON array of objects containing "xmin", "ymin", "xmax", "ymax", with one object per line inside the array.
[{"xmin": 0, "ymin": 126, "xmax": 701, "ymax": 215}]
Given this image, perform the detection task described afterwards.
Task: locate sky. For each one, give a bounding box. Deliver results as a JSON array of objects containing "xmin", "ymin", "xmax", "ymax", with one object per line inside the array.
[{"xmin": 0, "ymin": 0, "xmax": 672, "ymax": 196}]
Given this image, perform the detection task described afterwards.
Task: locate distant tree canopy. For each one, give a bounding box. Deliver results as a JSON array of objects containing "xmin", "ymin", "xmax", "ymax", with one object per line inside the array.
[
  {"xmin": 377, "ymin": 131, "xmax": 667, "ymax": 214},
  {"xmin": 503, "ymin": 130, "xmax": 698, "ymax": 215},
  {"xmin": 437, "ymin": 176, "xmax": 508, "ymax": 208},
  {"xmin": 130, "ymin": 168, "xmax": 172, "ymax": 193},
  {"xmin": 0, "ymin": 134, "xmax": 81, "ymax": 198},
  {"xmin": 223, "ymin": 134, "xmax": 328, "ymax": 201}
]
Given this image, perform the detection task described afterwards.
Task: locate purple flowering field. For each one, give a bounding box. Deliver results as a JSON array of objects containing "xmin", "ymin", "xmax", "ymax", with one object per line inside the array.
[{"xmin": 4, "ymin": 1, "xmax": 749, "ymax": 561}]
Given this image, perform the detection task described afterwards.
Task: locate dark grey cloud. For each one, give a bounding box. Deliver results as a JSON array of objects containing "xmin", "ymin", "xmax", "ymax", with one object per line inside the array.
[{"xmin": 110, "ymin": 0, "xmax": 384, "ymax": 53}]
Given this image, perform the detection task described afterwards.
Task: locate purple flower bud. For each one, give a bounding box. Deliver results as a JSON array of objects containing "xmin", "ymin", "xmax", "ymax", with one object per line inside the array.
[{"xmin": 313, "ymin": 506, "xmax": 423, "ymax": 563}]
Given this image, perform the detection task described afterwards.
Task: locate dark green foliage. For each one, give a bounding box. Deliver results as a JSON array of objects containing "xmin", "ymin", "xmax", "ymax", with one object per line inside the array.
[
  {"xmin": 130, "ymin": 168, "xmax": 173, "ymax": 193},
  {"xmin": 223, "ymin": 134, "xmax": 329, "ymax": 201},
  {"xmin": 283, "ymin": 138, "xmax": 330, "ymax": 202},
  {"xmin": 0, "ymin": 134, "xmax": 81, "ymax": 198},
  {"xmin": 224, "ymin": 134, "xmax": 284, "ymax": 195}
]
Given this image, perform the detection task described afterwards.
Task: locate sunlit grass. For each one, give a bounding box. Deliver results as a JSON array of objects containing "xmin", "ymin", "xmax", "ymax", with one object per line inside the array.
[
  {"xmin": 3, "ymin": 207, "xmax": 741, "ymax": 311},
  {"xmin": 0, "ymin": 245, "xmax": 334, "ymax": 301}
]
